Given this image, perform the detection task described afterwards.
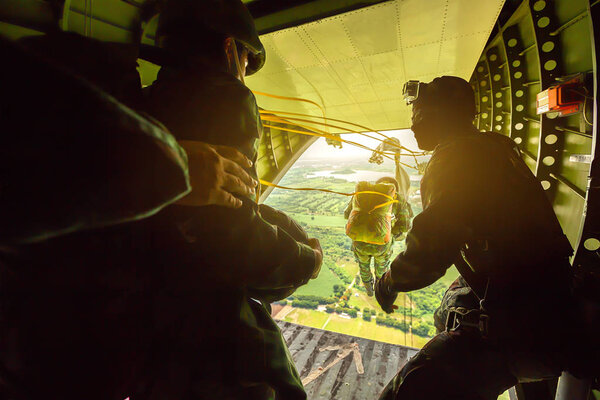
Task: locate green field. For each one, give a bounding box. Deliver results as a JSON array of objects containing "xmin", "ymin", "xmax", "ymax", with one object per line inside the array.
[
  {"xmin": 283, "ymin": 308, "xmax": 330, "ymax": 327},
  {"xmin": 281, "ymin": 308, "xmax": 430, "ymax": 348},
  {"xmin": 294, "ymin": 262, "xmax": 343, "ymax": 296},
  {"xmin": 288, "ymin": 213, "xmax": 347, "ymax": 228}
]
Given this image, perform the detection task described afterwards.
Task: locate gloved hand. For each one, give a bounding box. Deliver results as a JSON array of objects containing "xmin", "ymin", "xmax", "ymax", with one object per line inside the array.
[{"xmin": 375, "ymin": 271, "xmax": 399, "ymax": 314}]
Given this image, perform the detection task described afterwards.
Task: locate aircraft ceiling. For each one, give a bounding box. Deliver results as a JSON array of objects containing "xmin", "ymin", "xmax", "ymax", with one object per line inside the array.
[{"xmin": 246, "ymin": 0, "xmax": 506, "ymax": 132}]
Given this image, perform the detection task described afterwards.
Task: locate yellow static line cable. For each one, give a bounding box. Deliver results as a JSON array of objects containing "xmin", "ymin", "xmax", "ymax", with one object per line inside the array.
[
  {"xmin": 259, "ymin": 179, "xmax": 398, "ymax": 214},
  {"xmin": 260, "ymin": 113, "xmax": 389, "ymax": 144},
  {"xmin": 261, "ymin": 117, "xmax": 397, "ymax": 163},
  {"xmin": 252, "ymin": 91, "xmax": 326, "ymax": 121},
  {"xmin": 259, "ymin": 109, "xmax": 398, "ymax": 144},
  {"xmin": 262, "ymin": 121, "xmax": 418, "ymax": 170},
  {"xmin": 259, "ymin": 109, "xmax": 394, "ymax": 142},
  {"xmin": 261, "ymin": 115, "xmax": 389, "ymax": 158},
  {"xmin": 261, "ymin": 122, "xmax": 389, "ymax": 161},
  {"xmin": 260, "ymin": 109, "xmax": 424, "ymax": 164},
  {"xmin": 262, "ymin": 122, "xmax": 417, "ymax": 170}
]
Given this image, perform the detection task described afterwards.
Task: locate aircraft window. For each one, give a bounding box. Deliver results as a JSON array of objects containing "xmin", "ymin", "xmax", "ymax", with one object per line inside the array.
[
  {"xmin": 496, "ymin": 101, "xmax": 503, "ymax": 108},
  {"xmin": 507, "ymin": 38, "xmax": 518, "ymax": 48},
  {"xmin": 512, "ymin": 60, "xmax": 521, "ymax": 67},
  {"xmin": 515, "ymin": 123, "xmax": 524, "ymax": 130},
  {"xmin": 516, "ymin": 90, "xmax": 524, "ymax": 98},
  {"xmin": 514, "ymin": 71, "xmax": 523, "ymax": 79},
  {"xmin": 515, "ymin": 104, "xmax": 525, "ymax": 112}
]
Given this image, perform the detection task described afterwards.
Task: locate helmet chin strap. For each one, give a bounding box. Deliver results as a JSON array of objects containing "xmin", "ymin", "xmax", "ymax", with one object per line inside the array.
[{"xmin": 230, "ymin": 40, "xmax": 245, "ymax": 85}]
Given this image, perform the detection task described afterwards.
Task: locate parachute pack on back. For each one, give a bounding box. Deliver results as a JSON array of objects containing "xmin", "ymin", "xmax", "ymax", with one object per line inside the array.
[{"xmin": 346, "ymin": 181, "xmax": 396, "ymax": 245}]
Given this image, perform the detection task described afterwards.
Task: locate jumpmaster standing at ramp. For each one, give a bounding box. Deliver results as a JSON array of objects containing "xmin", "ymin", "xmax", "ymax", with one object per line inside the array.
[{"xmin": 375, "ymin": 76, "xmax": 582, "ymax": 399}]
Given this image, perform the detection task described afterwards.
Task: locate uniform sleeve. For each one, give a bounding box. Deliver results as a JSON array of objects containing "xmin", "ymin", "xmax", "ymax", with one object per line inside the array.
[
  {"xmin": 0, "ymin": 39, "xmax": 190, "ymax": 244},
  {"xmin": 147, "ymin": 73, "xmax": 317, "ymax": 294},
  {"xmin": 388, "ymin": 148, "xmax": 473, "ymax": 292},
  {"xmin": 164, "ymin": 201, "xmax": 316, "ymax": 292},
  {"xmin": 344, "ymin": 200, "xmax": 353, "ymax": 219}
]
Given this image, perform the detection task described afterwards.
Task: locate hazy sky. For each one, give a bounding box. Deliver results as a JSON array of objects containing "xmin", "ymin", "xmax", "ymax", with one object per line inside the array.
[{"xmin": 299, "ymin": 129, "xmax": 420, "ymax": 163}]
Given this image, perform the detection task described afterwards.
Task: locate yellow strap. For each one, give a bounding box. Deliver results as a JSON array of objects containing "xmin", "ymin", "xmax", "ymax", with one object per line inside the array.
[
  {"xmin": 261, "ymin": 120, "xmax": 397, "ymax": 163},
  {"xmin": 259, "ymin": 179, "xmax": 397, "ymax": 202},
  {"xmin": 252, "ymin": 91, "xmax": 326, "ymax": 118},
  {"xmin": 369, "ymin": 199, "xmax": 399, "ymax": 214}
]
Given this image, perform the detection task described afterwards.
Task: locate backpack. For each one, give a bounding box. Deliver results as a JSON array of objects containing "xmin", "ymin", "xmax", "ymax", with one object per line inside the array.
[{"xmin": 346, "ymin": 181, "xmax": 396, "ymax": 245}]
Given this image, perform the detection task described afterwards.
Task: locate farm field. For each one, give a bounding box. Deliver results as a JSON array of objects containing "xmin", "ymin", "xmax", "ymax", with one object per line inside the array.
[
  {"xmin": 288, "ymin": 213, "xmax": 347, "ymax": 228},
  {"xmin": 294, "ymin": 262, "xmax": 343, "ymax": 296},
  {"xmin": 282, "ymin": 308, "xmax": 429, "ymax": 348}
]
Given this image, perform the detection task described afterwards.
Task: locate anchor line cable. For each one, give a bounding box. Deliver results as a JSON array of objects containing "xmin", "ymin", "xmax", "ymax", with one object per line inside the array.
[{"xmin": 259, "ymin": 180, "xmax": 398, "ymax": 213}]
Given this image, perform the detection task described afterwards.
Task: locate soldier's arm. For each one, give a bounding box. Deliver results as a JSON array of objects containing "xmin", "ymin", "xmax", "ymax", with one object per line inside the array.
[
  {"xmin": 0, "ymin": 39, "xmax": 192, "ymax": 244},
  {"xmin": 387, "ymin": 149, "xmax": 472, "ymax": 292},
  {"xmin": 159, "ymin": 84, "xmax": 321, "ymax": 293},
  {"xmin": 344, "ymin": 200, "xmax": 353, "ymax": 219}
]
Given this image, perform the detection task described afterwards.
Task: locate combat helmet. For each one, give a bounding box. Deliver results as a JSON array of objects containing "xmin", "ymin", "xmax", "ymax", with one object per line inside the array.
[
  {"xmin": 156, "ymin": 0, "xmax": 266, "ymax": 75},
  {"xmin": 405, "ymin": 76, "xmax": 476, "ymax": 119}
]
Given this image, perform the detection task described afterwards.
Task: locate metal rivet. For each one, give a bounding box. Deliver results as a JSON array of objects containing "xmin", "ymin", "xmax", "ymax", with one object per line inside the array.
[
  {"xmin": 542, "ymin": 156, "xmax": 555, "ymax": 166},
  {"xmin": 542, "ymin": 41, "xmax": 555, "ymax": 52},
  {"xmin": 544, "ymin": 60, "xmax": 557, "ymax": 71},
  {"xmin": 584, "ymin": 238, "xmax": 600, "ymax": 251},
  {"xmin": 545, "ymin": 134, "xmax": 558, "ymax": 144},
  {"xmin": 533, "ymin": 0, "xmax": 546, "ymax": 12},
  {"xmin": 541, "ymin": 180, "xmax": 551, "ymax": 190}
]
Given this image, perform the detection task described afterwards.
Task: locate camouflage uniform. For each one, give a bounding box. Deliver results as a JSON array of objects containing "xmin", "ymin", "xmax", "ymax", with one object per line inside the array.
[
  {"xmin": 433, "ymin": 276, "xmax": 479, "ymax": 334},
  {"xmin": 346, "ymin": 200, "xmax": 412, "ymax": 285},
  {"xmin": 352, "ymin": 240, "xmax": 394, "ymax": 283}
]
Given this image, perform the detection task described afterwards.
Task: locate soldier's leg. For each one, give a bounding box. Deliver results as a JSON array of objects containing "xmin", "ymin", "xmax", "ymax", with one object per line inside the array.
[
  {"xmin": 352, "ymin": 242, "xmax": 374, "ymax": 284},
  {"xmin": 379, "ymin": 330, "xmax": 517, "ymax": 400},
  {"xmin": 373, "ymin": 241, "xmax": 394, "ymax": 280}
]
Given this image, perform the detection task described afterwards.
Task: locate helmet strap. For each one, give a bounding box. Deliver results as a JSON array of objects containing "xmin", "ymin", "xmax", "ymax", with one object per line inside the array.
[{"xmin": 230, "ymin": 39, "xmax": 245, "ymax": 85}]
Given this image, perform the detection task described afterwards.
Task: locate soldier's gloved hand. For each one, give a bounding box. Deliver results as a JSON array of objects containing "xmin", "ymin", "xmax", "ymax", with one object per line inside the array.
[
  {"xmin": 308, "ymin": 238, "xmax": 323, "ymax": 279},
  {"xmin": 375, "ymin": 271, "xmax": 399, "ymax": 314},
  {"xmin": 176, "ymin": 140, "xmax": 258, "ymax": 208}
]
